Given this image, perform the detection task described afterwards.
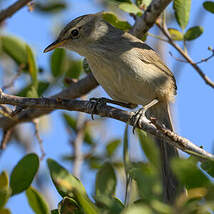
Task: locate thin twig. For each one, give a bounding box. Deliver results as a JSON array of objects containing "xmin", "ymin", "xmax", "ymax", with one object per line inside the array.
[
  {"xmin": 2, "ymin": 64, "xmax": 24, "ymax": 91},
  {"xmin": 0, "ymin": 89, "xmax": 213, "ymax": 161},
  {"xmin": 156, "ymin": 22, "xmax": 214, "ymax": 89},
  {"xmin": 0, "ymin": 0, "xmax": 32, "ymax": 23},
  {"xmin": 33, "ymin": 119, "xmax": 45, "ymax": 160},
  {"xmin": 0, "ymin": 128, "xmax": 14, "ymax": 149}
]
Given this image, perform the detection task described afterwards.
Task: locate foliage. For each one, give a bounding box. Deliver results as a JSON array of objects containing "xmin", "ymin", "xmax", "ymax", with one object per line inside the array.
[{"xmin": 0, "ymin": 0, "xmax": 214, "ymax": 213}]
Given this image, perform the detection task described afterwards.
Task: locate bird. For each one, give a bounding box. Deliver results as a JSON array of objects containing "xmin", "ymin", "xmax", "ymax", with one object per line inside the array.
[{"xmin": 44, "ymin": 12, "xmax": 179, "ymax": 203}]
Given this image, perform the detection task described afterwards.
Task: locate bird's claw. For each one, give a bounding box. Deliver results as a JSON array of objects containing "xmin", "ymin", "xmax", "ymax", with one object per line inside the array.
[
  {"xmin": 88, "ymin": 97, "xmax": 107, "ymax": 120},
  {"xmin": 131, "ymin": 108, "xmax": 146, "ymax": 134}
]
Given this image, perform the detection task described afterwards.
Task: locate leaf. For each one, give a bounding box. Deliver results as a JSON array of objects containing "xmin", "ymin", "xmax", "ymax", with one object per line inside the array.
[
  {"xmin": 168, "ymin": 28, "xmax": 184, "ymax": 41},
  {"xmin": 137, "ymin": 130, "xmax": 160, "ymax": 169},
  {"xmin": 37, "ymin": 81, "xmax": 50, "ymax": 97},
  {"xmin": 173, "ymin": 0, "xmax": 191, "ymax": 30},
  {"xmin": 58, "ymin": 197, "xmax": 83, "ymax": 214},
  {"xmin": 65, "ymin": 59, "xmax": 82, "ymax": 79},
  {"xmin": 123, "ymin": 124, "xmax": 130, "ymax": 176},
  {"xmin": 26, "ymin": 45, "xmax": 38, "ymax": 88},
  {"xmin": 106, "ymin": 139, "xmax": 121, "ymax": 157},
  {"xmin": 122, "ymin": 204, "xmax": 152, "ymax": 214},
  {"xmin": 0, "ymin": 188, "xmax": 11, "ymax": 209},
  {"xmin": 51, "ymin": 210, "xmax": 59, "ymax": 214},
  {"xmin": 171, "ymin": 158, "xmax": 210, "ymax": 189},
  {"xmin": 0, "ymin": 171, "xmax": 9, "ymax": 189},
  {"xmin": 95, "ymin": 162, "xmax": 116, "ymax": 197},
  {"xmin": 47, "ymin": 159, "xmax": 86, "ymax": 198},
  {"xmin": 201, "ymin": 160, "xmax": 214, "ymax": 177},
  {"xmin": 102, "ymin": 12, "xmax": 132, "ymax": 31},
  {"xmin": 0, "ymin": 208, "xmax": 11, "ymax": 214},
  {"xmin": 112, "ymin": 0, "xmax": 131, "ymax": 3},
  {"xmin": 35, "ymin": 2, "xmax": 67, "ymax": 14},
  {"xmin": 119, "ymin": 3, "xmax": 142, "ymax": 15},
  {"xmin": 0, "ymin": 36, "xmax": 28, "ymax": 66},
  {"xmin": 50, "ymin": 48, "xmax": 66, "ymax": 77},
  {"xmin": 27, "ymin": 85, "xmax": 38, "ymax": 98},
  {"xmin": 184, "ymin": 26, "xmax": 203, "ymax": 41},
  {"xmin": 26, "ymin": 187, "xmax": 49, "ymax": 214},
  {"xmin": 0, "ymin": 171, "xmax": 10, "ymax": 209},
  {"xmin": 203, "ymin": 1, "xmax": 214, "ymax": 13},
  {"xmin": 62, "ymin": 113, "xmax": 77, "ymax": 131},
  {"xmin": 10, "ymin": 153, "xmax": 39, "ymax": 195},
  {"xmin": 74, "ymin": 190, "xmax": 98, "ymax": 214}
]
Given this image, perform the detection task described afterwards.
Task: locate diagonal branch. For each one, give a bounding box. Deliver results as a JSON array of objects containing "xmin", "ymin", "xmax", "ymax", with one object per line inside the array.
[
  {"xmin": 156, "ymin": 23, "xmax": 214, "ymax": 89},
  {"xmin": 0, "ymin": 73, "xmax": 98, "ymax": 130},
  {"xmin": 130, "ymin": 0, "xmax": 172, "ymax": 38},
  {"xmin": 0, "ymin": 89, "xmax": 213, "ymax": 160},
  {"xmin": 0, "ymin": 0, "xmax": 32, "ymax": 23}
]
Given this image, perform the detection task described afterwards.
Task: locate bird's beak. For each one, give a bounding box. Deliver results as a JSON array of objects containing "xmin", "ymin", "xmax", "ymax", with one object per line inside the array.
[{"xmin": 43, "ymin": 39, "xmax": 65, "ymax": 53}]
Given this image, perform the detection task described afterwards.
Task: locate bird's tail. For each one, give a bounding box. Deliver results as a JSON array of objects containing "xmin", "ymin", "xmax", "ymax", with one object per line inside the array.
[{"xmin": 147, "ymin": 102, "xmax": 179, "ymax": 204}]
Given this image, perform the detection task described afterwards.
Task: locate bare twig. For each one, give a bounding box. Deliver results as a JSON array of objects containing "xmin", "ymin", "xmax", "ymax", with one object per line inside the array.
[
  {"xmin": 0, "ymin": 73, "xmax": 98, "ymax": 130},
  {"xmin": 33, "ymin": 119, "xmax": 45, "ymax": 160},
  {"xmin": 2, "ymin": 64, "xmax": 24, "ymax": 91},
  {"xmin": 0, "ymin": 128, "xmax": 14, "ymax": 149},
  {"xmin": 0, "ymin": 89, "xmax": 213, "ymax": 160},
  {"xmin": 72, "ymin": 112, "xmax": 85, "ymax": 178},
  {"xmin": 0, "ymin": 0, "xmax": 32, "ymax": 23},
  {"xmin": 156, "ymin": 22, "xmax": 214, "ymax": 89}
]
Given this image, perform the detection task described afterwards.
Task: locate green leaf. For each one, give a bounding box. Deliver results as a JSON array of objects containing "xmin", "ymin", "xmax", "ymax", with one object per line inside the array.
[
  {"xmin": 26, "ymin": 187, "xmax": 49, "ymax": 214},
  {"xmin": 74, "ymin": 190, "xmax": 98, "ymax": 214},
  {"xmin": 50, "ymin": 48, "xmax": 66, "ymax": 77},
  {"xmin": 95, "ymin": 162, "xmax": 116, "ymax": 197},
  {"xmin": 122, "ymin": 204, "xmax": 152, "ymax": 214},
  {"xmin": 171, "ymin": 158, "xmax": 210, "ymax": 189},
  {"xmin": 27, "ymin": 85, "xmax": 38, "ymax": 98},
  {"xmin": 10, "ymin": 153, "xmax": 39, "ymax": 195},
  {"xmin": 184, "ymin": 26, "xmax": 203, "ymax": 41},
  {"xmin": 58, "ymin": 197, "xmax": 83, "ymax": 214},
  {"xmin": 168, "ymin": 28, "xmax": 184, "ymax": 41},
  {"xmin": 102, "ymin": 12, "xmax": 132, "ymax": 31},
  {"xmin": 0, "ymin": 171, "xmax": 9, "ymax": 189},
  {"xmin": 106, "ymin": 139, "xmax": 121, "ymax": 157},
  {"xmin": 112, "ymin": 0, "xmax": 131, "ymax": 3},
  {"xmin": 65, "ymin": 59, "xmax": 82, "ymax": 79},
  {"xmin": 0, "ymin": 188, "xmax": 11, "ymax": 209},
  {"xmin": 26, "ymin": 45, "xmax": 38, "ymax": 88},
  {"xmin": 0, "ymin": 36, "xmax": 28, "ymax": 66},
  {"xmin": 203, "ymin": 1, "xmax": 214, "ymax": 13},
  {"xmin": 201, "ymin": 160, "xmax": 214, "ymax": 177},
  {"xmin": 35, "ymin": 2, "xmax": 67, "ymax": 14},
  {"xmin": 137, "ymin": 130, "xmax": 160, "ymax": 169},
  {"xmin": 129, "ymin": 162, "xmax": 161, "ymax": 200},
  {"xmin": 119, "ymin": 3, "xmax": 142, "ymax": 15},
  {"xmin": 173, "ymin": 0, "xmax": 191, "ymax": 30},
  {"xmin": 123, "ymin": 124, "xmax": 130, "ymax": 176},
  {"xmin": 51, "ymin": 210, "xmax": 59, "ymax": 214},
  {"xmin": 0, "ymin": 208, "xmax": 11, "ymax": 214},
  {"xmin": 62, "ymin": 113, "xmax": 77, "ymax": 131},
  {"xmin": 47, "ymin": 159, "xmax": 86, "ymax": 198},
  {"xmin": 37, "ymin": 81, "xmax": 50, "ymax": 97}
]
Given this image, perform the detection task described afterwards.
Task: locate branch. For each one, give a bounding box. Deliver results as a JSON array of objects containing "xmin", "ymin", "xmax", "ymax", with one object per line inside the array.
[
  {"xmin": 0, "ymin": 73, "xmax": 98, "ymax": 130},
  {"xmin": 0, "ymin": 0, "xmax": 32, "ymax": 23},
  {"xmin": 130, "ymin": 0, "xmax": 172, "ymax": 38},
  {"xmin": 0, "ymin": 89, "xmax": 213, "ymax": 161},
  {"xmin": 157, "ymin": 23, "xmax": 214, "ymax": 89}
]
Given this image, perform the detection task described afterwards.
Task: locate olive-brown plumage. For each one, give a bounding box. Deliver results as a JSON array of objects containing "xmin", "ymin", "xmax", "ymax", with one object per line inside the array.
[{"xmin": 44, "ymin": 12, "xmax": 179, "ymax": 203}]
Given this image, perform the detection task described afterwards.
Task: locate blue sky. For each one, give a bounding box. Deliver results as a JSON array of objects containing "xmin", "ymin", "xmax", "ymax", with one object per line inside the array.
[{"xmin": 0, "ymin": 0, "xmax": 214, "ymax": 213}]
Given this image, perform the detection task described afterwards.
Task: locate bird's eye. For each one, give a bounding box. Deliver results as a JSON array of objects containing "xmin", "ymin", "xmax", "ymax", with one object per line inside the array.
[{"xmin": 71, "ymin": 29, "xmax": 79, "ymax": 37}]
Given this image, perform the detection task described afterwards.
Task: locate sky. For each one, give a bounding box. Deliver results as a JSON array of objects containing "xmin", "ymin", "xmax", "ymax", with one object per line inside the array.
[{"xmin": 0, "ymin": 0, "xmax": 214, "ymax": 213}]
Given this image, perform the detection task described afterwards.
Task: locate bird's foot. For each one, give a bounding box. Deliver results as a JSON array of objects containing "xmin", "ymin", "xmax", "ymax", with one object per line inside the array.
[
  {"xmin": 131, "ymin": 99, "xmax": 159, "ymax": 134},
  {"xmin": 131, "ymin": 107, "xmax": 147, "ymax": 134},
  {"xmin": 88, "ymin": 97, "xmax": 108, "ymax": 120}
]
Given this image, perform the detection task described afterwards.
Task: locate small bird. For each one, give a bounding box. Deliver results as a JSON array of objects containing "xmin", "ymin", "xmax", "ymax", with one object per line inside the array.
[{"xmin": 44, "ymin": 12, "xmax": 179, "ymax": 203}]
